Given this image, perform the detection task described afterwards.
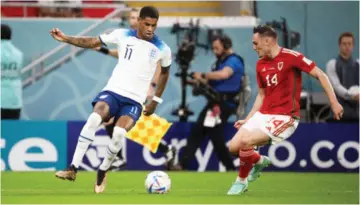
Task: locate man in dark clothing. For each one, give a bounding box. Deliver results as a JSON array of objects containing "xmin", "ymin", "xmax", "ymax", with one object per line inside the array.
[{"xmin": 326, "ymin": 32, "xmax": 359, "ymax": 122}]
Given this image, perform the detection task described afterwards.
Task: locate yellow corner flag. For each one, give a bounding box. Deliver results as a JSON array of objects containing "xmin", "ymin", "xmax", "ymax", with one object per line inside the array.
[{"xmin": 126, "ymin": 113, "xmax": 172, "ymax": 153}]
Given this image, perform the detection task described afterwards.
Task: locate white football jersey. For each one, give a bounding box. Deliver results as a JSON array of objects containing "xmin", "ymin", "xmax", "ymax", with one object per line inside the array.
[{"xmin": 99, "ymin": 29, "xmax": 172, "ymax": 104}]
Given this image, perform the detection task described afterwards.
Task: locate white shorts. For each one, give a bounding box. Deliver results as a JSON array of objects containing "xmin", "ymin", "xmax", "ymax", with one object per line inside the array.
[{"xmin": 242, "ymin": 112, "xmax": 299, "ymax": 144}]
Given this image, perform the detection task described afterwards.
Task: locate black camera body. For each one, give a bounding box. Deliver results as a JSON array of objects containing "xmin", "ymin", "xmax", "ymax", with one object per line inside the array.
[
  {"xmin": 170, "ymin": 19, "xmax": 226, "ymax": 121},
  {"xmin": 191, "ymin": 80, "xmax": 220, "ymax": 102},
  {"xmin": 176, "ymin": 40, "xmax": 196, "ymax": 67}
]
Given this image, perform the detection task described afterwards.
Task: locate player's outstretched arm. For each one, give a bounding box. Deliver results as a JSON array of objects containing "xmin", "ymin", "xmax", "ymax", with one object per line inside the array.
[
  {"xmin": 50, "ymin": 28, "xmax": 101, "ymax": 48},
  {"xmin": 309, "ymin": 67, "xmax": 344, "ymax": 120}
]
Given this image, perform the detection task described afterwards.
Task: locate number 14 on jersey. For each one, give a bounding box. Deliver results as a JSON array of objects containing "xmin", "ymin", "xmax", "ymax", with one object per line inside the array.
[{"xmin": 266, "ymin": 74, "xmax": 278, "ymax": 86}]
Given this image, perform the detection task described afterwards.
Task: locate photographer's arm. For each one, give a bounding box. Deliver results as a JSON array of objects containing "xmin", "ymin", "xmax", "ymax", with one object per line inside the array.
[
  {"xmin": 193, "ymin": 67, "xmax": 233, "ymax": 81},
  {"xmin": 203, "ymin": 67, "xmax": 234, "ymax": 80}
]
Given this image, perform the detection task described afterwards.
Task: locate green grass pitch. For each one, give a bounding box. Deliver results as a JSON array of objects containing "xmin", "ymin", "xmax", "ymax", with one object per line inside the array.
[{"xmin": 1, "ymin": 171, "xmax": 358, "ymax": 204}]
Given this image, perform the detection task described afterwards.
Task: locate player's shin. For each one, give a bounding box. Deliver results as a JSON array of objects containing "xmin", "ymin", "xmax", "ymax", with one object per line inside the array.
[
  {"xmin": 71, "ymin": 112, "xmax": 102, "ymax": 168},
  {"xmin": 237, "ymin": 148, "xmax": 258, "ymax": 182},
  {"xmin": 99, "ymin": 126, "xmax": 126, "ymax": 171}
]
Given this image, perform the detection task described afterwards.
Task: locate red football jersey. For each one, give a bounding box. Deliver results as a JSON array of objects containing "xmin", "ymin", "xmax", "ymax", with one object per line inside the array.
[{"xmin": 256, "ymin": 48, "xmax": 316, "ymax": 117}]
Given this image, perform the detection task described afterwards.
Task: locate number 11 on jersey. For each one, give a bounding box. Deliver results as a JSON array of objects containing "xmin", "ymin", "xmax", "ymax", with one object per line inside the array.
[{"xmin": 124, "ymin": 47, "xmax": 133, "ymax": 60}]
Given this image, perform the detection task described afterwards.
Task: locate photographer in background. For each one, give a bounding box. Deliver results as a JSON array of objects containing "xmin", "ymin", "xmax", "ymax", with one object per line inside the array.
[{"xmin": 170, "ymin": 35, "xmax": 244, "ymax": 171}]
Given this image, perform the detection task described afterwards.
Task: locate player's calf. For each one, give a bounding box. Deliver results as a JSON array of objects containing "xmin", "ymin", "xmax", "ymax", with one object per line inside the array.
[
  {"xmin": 70, "ymin": 112, "xmax": 102, "ymax": 169},
  {"xmin": 57, "ymin": 111, "xmax": 105, "ymax": 182},
  {"xmin": 94, "ymin": 127, "xmax": 125, "ymax": 193},
  {"xmin": 99, "ymin": 127, "xmax": 126, "ymax": 171}
]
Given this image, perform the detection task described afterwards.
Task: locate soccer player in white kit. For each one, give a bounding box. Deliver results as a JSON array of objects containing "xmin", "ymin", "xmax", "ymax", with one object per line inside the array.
[{"xmin": 50, "ymin": 6, "xmax": 172, "ymax": 193}]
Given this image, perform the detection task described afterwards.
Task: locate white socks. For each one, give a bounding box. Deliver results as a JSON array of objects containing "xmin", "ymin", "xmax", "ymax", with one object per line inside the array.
[
  {"xmin": 256, "ymin": 155, "xmax": 264, "ymax": 165},
  {"xmin": 71, "ymin": 112, "xmax": 102, "ymax": 168},
  {"xmin": 99, "ymin": 126, "xmax": 126, "ymax": 171},
  {"xmin": 236, "ymin": 176, "xmax": 247, "ymax": 183}
]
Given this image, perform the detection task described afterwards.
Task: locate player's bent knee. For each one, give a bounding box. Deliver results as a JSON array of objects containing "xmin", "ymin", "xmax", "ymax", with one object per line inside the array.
[
  {"xmin": 93, "ymin": 101, "xmax": 110, "ymax": 120},
  {"xmin": 238, "ymin": 137, "xmax": 251, "ymax": 149},
  {"xmin": 228, "ymin": 127, "xmax": 249, "ymax": 153},
  {"xmin": 115, "ymin": 115, "xmax": 135, "ymax": 132},
  {"xmin": 84, "ymin": 112, "xmax": 102, "ymax": 130},
  {"xmin": 228, "ymin": 143, "xmax": 238, "ymax": 154},
  {"xmin": 228, "ymin": 139, "xmax": 241, "ymax": 154}
]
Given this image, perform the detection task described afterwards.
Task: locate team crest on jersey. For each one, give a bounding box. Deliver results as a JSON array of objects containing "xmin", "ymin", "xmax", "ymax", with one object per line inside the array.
[
  {"xmin": 278, "ymin": 62, "xmax": 284, "ymax": 71},
  {"xmin": 149, "ymin": 48, "xmax": 157, "ymax": 60}
]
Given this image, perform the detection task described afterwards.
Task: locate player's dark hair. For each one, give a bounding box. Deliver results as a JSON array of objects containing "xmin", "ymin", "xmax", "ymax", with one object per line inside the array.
[
  {"xmin": 139, "ymin": 6, "xmax": 159, "ymax": 19},
  {"xmin": 338, "ymin": 32, "xmax": 354, "ymax": 45},
  {"xmin": 212, "ymin": 34, "xmax": 232, "ymax": 50},
  {"xmin": 1, "ymin": 24, "xmax": 12, "ymax": 40},
  {"xmin": 253, "ymin": 25, "xmax": 277, "ymax": 39}
]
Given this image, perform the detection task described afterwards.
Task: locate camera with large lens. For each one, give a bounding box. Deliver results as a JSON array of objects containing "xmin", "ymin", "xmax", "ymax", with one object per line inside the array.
[
  {"xmin": 170, "ymin": 19, "xmax": 225, "ymax": 121},
  {"xmin": 176, "ymin": 40, "xmax": 195, "ymax": 67},
  {"xmin": 191, "ymin": 76, "xmax": 219, "ymax": 102}
]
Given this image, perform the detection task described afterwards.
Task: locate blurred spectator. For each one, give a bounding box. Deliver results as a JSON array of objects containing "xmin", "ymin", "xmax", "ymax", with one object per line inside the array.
[
  {"xmin": 39, "ymin": 0, "xmax": 82, "ymax": 18},
  {"xmin": 326, "ymin": 32, "xmax": 359, "ymax": 122},
  {"xmin": 1, "ymin": 24, "xmax": 24, "ymax": 120},
  {"xmin": 127, "ymin": 8, "xmax": 138, "ymax": 29}
]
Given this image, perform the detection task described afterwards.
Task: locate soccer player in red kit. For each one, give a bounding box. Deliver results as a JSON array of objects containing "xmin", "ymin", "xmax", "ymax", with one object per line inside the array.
[{"xmin": 226, "ymin": 25, "xmax": 344, "ymax": 195}]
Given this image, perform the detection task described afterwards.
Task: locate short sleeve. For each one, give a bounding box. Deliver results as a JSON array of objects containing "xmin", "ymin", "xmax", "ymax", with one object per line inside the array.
[
  {"xmin": 294, "ymin": 53, "xmax": 316, "ymax": 73},
  {"xmin": 224, "ymin": 56, "xmax": 244, "ymax": 74},
  {"xmin": 99, "ymin": 29, "xmax": 125, "ymax": 46},
  {"xmin": 160, "ymin": 45, "xmax": 172, "ymax": 67},
  {"xmin": 256, "ymin": 63, "xmax": 265, "ymax": 88}
]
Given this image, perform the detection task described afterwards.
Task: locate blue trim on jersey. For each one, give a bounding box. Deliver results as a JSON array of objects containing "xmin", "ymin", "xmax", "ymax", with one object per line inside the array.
[
  {"xmin": 125, "ymin": 29, "xmax": 165, "ymax": 51},
  {"xmin": 149, "ymin": 35, "xmax": 164, "ymax": 50},
  {"xmin": 126, "ymin": 29, "xmax": 137, "ymax": 38}
]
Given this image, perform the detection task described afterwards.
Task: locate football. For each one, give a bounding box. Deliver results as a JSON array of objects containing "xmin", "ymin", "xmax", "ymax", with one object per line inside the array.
[{"xmin": 145, "ymin": 171, "xmax": 171, "ymax": 194}]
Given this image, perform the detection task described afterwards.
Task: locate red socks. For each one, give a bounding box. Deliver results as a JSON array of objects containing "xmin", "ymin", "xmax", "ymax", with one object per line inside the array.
[{"xmin": 238, "ymin": 148, "xmax": 261, "ymax": 179}]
